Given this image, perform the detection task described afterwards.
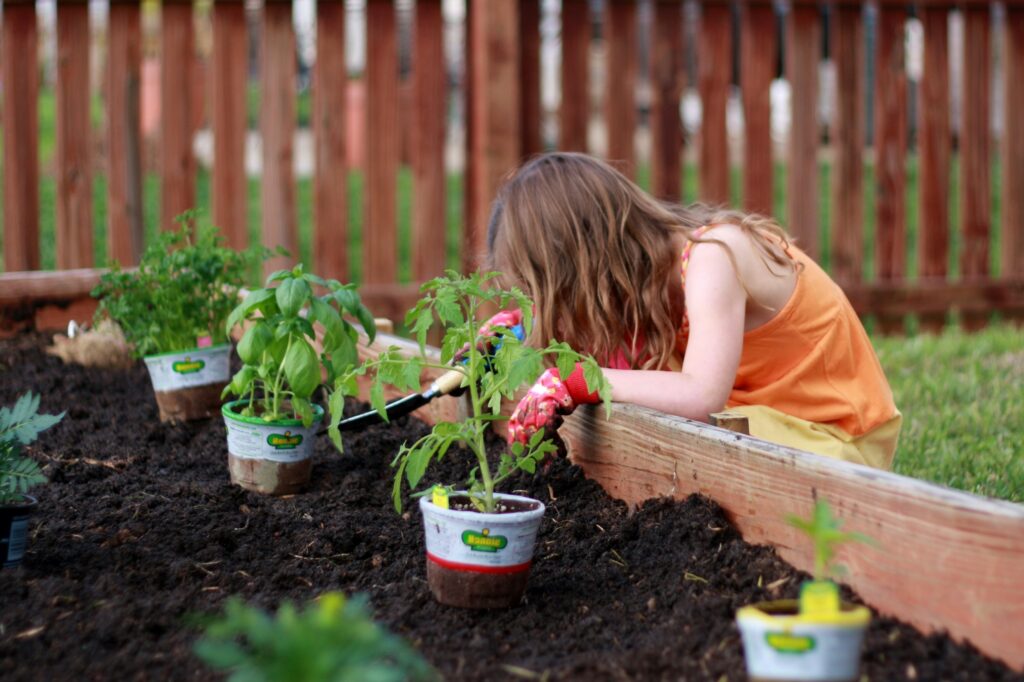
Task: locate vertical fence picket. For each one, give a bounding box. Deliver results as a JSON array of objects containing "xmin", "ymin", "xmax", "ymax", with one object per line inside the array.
[
  {"xmin": 650, "ymin": 0, "xmax": 685, "ymax": 200},
  {"xmin": 466, "ymin": 0, "xmax": 520, "ymax": 268},
  {"xmin": 520, "ymin": 0, "xmax": 543, "ymax": 157},
  {"xmin": 605, "ymin": 0, "xmax": 637, "ymax": 173},
  {"xmin": 740, "ymin": 0, "xmax": 774, "ymax": 216},
  {"xmin": 366, "ymin": 0, "xmax": 399, "ymax": 283},
  {"xmin": 698, "ymin": 0, "xmax": 732, "ymax": 204},
  {"xmin": 1005, "ymin": 4, "xmax": 1024, "ymax": 324},
  {"xmin": 261, "ymin": 0, "xmax": 297, "ymax": 274},
  {"xmin": 830, "ymin": 0, "xmax": 864, "ymax": 285},
  {"xmin": 107, "ymin": 1, "xmax": 144, "ymax": 266},
  {"xmin": 960, "ymin": 3, "xmax": 991, "ymax": 330},
  {"xmin": 785, "ymin": 0, "xmax": 819, "ymax": 258},
  {"xmin": 917, "ymin": 3, "xmax": 951, "ymax": 332},
  {"xmin": 2, "ymin": 1, "xmax": 40, "ymax": 271},
  {"xmin": 56, "ymin": 0, "xmax": 93, "ymax": 268},
  {"xmin": 463, "ymin": 0, "xmax": 476, "ymax": 272},
  {"xmin": 314, "ymin": 0, "xmax": 347, "ymax": 281},
  {"xmin": 560, "ymin": 0, "xmax": 589, "ymax": 152},
  {"xmin": 873, "ymin": 3, "xmax": 907, "ymax": 333},
  {"xmin": 212, "ymin": 0, "xmax": 249, "ymax": 252},
  {"xmin": 160, "ymin": 0, "xmax": 196, "ymax": 232},
  {"xmin": 413, "ymin": 0, "xmax": 447, "ymax": 280}
]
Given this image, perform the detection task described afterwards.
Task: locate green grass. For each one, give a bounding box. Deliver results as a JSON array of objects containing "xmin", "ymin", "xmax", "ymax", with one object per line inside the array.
[{"xmin": 874, "ymin": 322, "xmax": 1024, "ymax": 502}]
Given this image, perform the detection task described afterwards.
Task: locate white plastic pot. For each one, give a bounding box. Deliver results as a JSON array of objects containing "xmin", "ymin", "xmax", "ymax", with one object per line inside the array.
[
  {"xmin": 736, "ymin": 599, "xmax": 871, "ymax": 682},
  {"xmin": 143, "ymin": 344, "xmax": 232, "ymax": 421},
  {"xmin": 222, "ymin": 401, "xmax": 324, "ymax": 495},
  {"xmin": 419, "ymin": 492, "xmax": 545, "ymax": 608}
]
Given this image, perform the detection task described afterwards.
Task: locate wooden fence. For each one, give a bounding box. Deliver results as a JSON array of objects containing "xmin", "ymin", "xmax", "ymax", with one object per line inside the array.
[{"xmin": 1, "ymin": 0, "xmax": 1023, "ymax": 333}]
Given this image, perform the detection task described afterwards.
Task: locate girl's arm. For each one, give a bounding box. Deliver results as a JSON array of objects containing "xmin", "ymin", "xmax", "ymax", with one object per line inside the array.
[{"xmin": 603, "ymin": 238, "xmax": 747, "ymax": 422}]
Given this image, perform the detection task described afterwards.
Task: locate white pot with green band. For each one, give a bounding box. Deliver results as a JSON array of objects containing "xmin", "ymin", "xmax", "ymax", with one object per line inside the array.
[
  {"xmin": 419, "ymin": 491, "xmax": 545, "ymax": 608},
  {"xmin": 143, "ymin": 345, "xmax": 232, "ymax": 421},
  {"xmin": 736, "ymin": 598, "xmax": 871, "ymax": 682},
  {"xmin": 222, "ymin": 400, "xmax": 323, "ymax": 496}
]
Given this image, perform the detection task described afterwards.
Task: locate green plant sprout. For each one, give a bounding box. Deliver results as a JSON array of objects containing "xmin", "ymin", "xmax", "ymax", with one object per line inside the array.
[
  {"xmin": 92, "ymin": 211, "xmax": 257, "ymax": 357},
  {"xmin": 0, "ymin": 393, "xmax": 64, "ymax": 504},
  {"xmin": 193, "ymin": 591, "xmax": 437, "ymax": 682},
  {"xmin": 357, "ymin": 270, "xmax": 611, "ymax": 514},
  {"xmin": 223, "ymin": 264, "xmax": 376, "ymax": 452},
  {"xmin": 786, "ymin": 499, "xmax": 875, "ymax": 582}
]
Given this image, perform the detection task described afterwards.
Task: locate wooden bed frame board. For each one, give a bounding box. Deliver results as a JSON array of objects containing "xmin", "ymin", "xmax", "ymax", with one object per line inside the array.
[{"xmin": 356, "ymin": 331, "xmax": 1024, "ymax": 671}]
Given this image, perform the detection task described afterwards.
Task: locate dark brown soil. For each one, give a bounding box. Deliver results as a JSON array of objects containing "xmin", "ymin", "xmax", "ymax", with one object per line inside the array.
[{"xmin": 1, "ymin": 332, "xmax": 1021, "ymax": 681}]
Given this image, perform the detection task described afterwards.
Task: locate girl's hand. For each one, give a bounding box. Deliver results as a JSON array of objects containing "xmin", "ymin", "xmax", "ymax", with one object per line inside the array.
[
  {"xmin": 507, "ymin": 365, "xmax": 599, "ymax": 444},
  {"xmin": 453, "ymin": 309, "xmax": 524, "ymax": 364}
]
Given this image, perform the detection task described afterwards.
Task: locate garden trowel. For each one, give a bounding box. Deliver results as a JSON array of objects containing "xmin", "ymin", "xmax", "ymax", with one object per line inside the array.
[{"xmin": 333, "ymin": 368, "xmax": 466, "ymax": 432}]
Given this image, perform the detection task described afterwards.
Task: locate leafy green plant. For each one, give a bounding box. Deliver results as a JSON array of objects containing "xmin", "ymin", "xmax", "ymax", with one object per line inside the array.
[
  {"xmin": 786, "ymin": 499, "xmax": 874, "ymax": 581},
  {"xmin": 223, "ymin": 264, "xmax": 375, "ymax": 451},
  {"xmin": 92, "ymin": 211, "xmax": 256, "ymax": 357},
  {"xmin": 0, "ymin": 393, "xmax": 64, "ymax": 505},
  {"xmin": 193, "ymin": 591, "xmax": 437, "ymax": 682},
  {"xmin": 359, "ymin": 270, "xmax": 611, "ymax": 514}
]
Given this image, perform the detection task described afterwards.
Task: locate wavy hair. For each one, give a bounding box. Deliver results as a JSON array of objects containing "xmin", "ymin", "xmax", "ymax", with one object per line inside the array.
[{"xmin": 486, "ymin": 152, "xmax": 796, "ymax": 370}]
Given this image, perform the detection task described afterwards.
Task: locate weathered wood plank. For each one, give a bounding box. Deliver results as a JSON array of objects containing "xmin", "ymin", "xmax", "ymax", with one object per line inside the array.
[
  {"xmin": 785, "ymin": 2, "xmax": 819, "ymax": 258},
  {"xmin": 315, "ymin": 0, "xmax": 348, "ymax": 281},
  {"xmin": 960, "ymin": 4, "xmax": 991, "ymax": 330},
  {"xmin": 160, "ymin": 0, "xmax": 196, "ymax": 232},
  {"xmin": 2, "ymin": 1, "xmax": 41, "ymax": 271},
  {"xmin": 463, "ymin": 0, "xmax": 477, "ymax": 272},
  {"xmin": 698, "ymin": 1, "xmax": 731, "ymax": 205},
  {"xmin": 840, "ymin": 276, "xmax": 1024, "ymax": 317},
  {"xmin": 466, "ymin": 0, "xmax": 521, "ymax": 270},
  {"xmin": 412, "ymin": 0, "xmax": 447, "ymax": 281},
  {"xmin": 740, "ymin": 0, "xmax": 774, "ymax": 216},
  {"xmin": 107, "ymin": 1, "xmax": 144, "ymax": 266},
  {"xmin": 830, "ymin": 1, "xmax": 864, "ymax": 284},
  {"xmin": 605, "ymin": 0, "xmax": 637, "ymax": 174},
  {"xmin": 559, "ymin": 402, "xmax": 1024, "ymax": 671},
  {"xmin": 366, "ymin": 0, "xmax": 399, "ymax": 283},
  {"xmin": 520, "ymin": 0, "xmax": 543, "ymax": 158},
  {"xmin": 56, "ymin": 0, "xmax": 93, "ymax": 269},
  {"xmin": 1005, "ymin": 6, "xmax": 1024, "ymax": 309},
  {"xmin": 917, "ymin": 5, "xmax": 951, "ymax": 333},
  {"xmin": 649, "ymin": 0, "xmax": 684, "ymax": 200},
  {"xmin": 212, "ymin": 0, "xmax": 249, "ymax": 252},
  {"xmin": 559, "ymin": 0, "xmax": 589, "ymax": 152},
  {"xmin": 261, "ymin": 0, "xmax": 298, "ymax": 274},
  {"xmin": 873, "ymin": 5, "xmax": 907, "ymax": 334}
]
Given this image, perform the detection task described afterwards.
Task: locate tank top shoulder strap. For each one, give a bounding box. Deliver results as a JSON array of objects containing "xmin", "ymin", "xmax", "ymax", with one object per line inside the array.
[{"xmin": 679, "ymin": 224, "xmax": 716, "ymax": 287}]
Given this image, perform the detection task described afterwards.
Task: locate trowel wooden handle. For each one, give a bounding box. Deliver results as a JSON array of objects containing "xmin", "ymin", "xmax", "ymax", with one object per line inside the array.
[{"xmin": 432, "ymin": 368, "xmax": 467, "ymax": 396}]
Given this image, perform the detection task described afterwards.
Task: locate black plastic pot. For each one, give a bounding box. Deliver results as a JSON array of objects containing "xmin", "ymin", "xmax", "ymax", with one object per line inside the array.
[{"xmin": 1, "ymin": 495, "xmax": 38, "ymax": 569}]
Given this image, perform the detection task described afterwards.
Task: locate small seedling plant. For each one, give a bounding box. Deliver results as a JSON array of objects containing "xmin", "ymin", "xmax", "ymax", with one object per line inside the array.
[
  {"xmin": 786, "ymin": 499, "xmax": 875, "ymax": 612},
  {"xmin": 193, "ymin": 591, "xmax": 437, "ymax": 682},
  {"xmin": 0, "ymin": 393, "xmax": 64, "ymax": 504},
  {"xmin": 360, "ymin": 271, "xmax": 611, "ymax": 514},
  {"xmin": 92, "ymin": 211, "xmax": 256, "ymax": 357},
  {"xmin": 223, "ymin": 264, "xmax": 376, "ymax": 452}
]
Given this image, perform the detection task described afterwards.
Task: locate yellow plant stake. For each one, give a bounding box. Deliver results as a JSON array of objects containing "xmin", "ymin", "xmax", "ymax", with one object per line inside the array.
[{"xmin": 432, "ymin": 485, "xmax": 450, "ymax": 510}]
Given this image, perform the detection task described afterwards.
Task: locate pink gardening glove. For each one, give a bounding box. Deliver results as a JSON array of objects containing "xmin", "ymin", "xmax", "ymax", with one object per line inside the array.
[
  {"xmin": 453, "ymin": 309, "xmax": 524, "ymax": 364},
  {"xmin": 507, "ymin": 364, "xmax": 600, "ymax": 445}
]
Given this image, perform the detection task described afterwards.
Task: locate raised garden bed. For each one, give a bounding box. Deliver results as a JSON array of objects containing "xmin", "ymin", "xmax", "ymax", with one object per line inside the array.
[{"xmin": 2, "ymin": 333, "xmax": 1022, "ymax": 680}]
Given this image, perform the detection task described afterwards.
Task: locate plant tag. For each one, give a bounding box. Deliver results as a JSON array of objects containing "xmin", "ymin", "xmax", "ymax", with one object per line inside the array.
[
  {"xmin": 197, "ymin": 335, "xmax": 213, "ymax": 348},
  {"xmin": 432, "ymin": 485, "xmax": 449, "ymax": 510},
  {"xmin": 799, "ymin": 580, "xmax": 840, "ymax": 616}
]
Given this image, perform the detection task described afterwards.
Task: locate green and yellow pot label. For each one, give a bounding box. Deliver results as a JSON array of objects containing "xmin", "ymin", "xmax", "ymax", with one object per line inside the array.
[
  {"xmin": 144, "ymin": 345, "xmax": 231, "ymax": 391},
  {"xmin": 461, "ymin": 529, "xmax": 508, "ymax": 553},
  {"xmin": 266, "ymin": 432, "xmax": 304, "ymax": 450}
]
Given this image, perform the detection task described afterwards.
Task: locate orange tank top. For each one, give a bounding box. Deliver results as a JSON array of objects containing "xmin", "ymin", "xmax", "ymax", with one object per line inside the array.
[{"xmin": 678, "ymin": 227, "xmax": 897, "ymax": 437}]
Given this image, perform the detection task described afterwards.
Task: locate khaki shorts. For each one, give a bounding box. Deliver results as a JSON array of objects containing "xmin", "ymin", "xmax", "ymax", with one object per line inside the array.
[{"xmin": 725, "ymin": 405, "xmax": 902, "ymax": 470}]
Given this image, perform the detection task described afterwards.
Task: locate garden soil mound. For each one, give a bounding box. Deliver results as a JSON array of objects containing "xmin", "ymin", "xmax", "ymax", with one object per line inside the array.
[{"xmin": 1, "ymin": 333, "xmax": 1021, "ymax": 681}]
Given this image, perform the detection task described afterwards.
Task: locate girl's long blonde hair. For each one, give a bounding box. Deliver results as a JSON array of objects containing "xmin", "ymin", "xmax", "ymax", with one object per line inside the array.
[{"xmin": 486, "ymin": 152, "xmax": 796, "ymax": 369}]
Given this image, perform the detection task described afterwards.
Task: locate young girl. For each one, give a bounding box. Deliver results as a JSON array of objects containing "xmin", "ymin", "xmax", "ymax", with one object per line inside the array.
[{"xmin": 487, "ymin": 152, "xmax": 901, "ymax": 470}]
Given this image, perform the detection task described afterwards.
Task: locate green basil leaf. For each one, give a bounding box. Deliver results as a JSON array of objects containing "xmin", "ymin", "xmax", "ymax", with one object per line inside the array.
[
  {"xmin": 237, "ymin": 322, "xmax": 272, "ymax": 365},
  {"xmin": 226, "ymin": 288, "xmax": 275, "ymax": 334},
  {"xmin": 276, "ymin": 278, "xmax": 310, "ymax": 318},
  {"xmin": 283, "ymin": 340, "xmax": 320, "ymax": 399},
  {"xmin": 311, "ymin": 297, "xmax": 344, "ymax": 349}
]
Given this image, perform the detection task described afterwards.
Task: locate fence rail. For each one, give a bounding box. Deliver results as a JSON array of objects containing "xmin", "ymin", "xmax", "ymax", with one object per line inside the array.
[{"xmin": 1, "ymin": 0, "xmax": 1023, "ymax": 333}]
